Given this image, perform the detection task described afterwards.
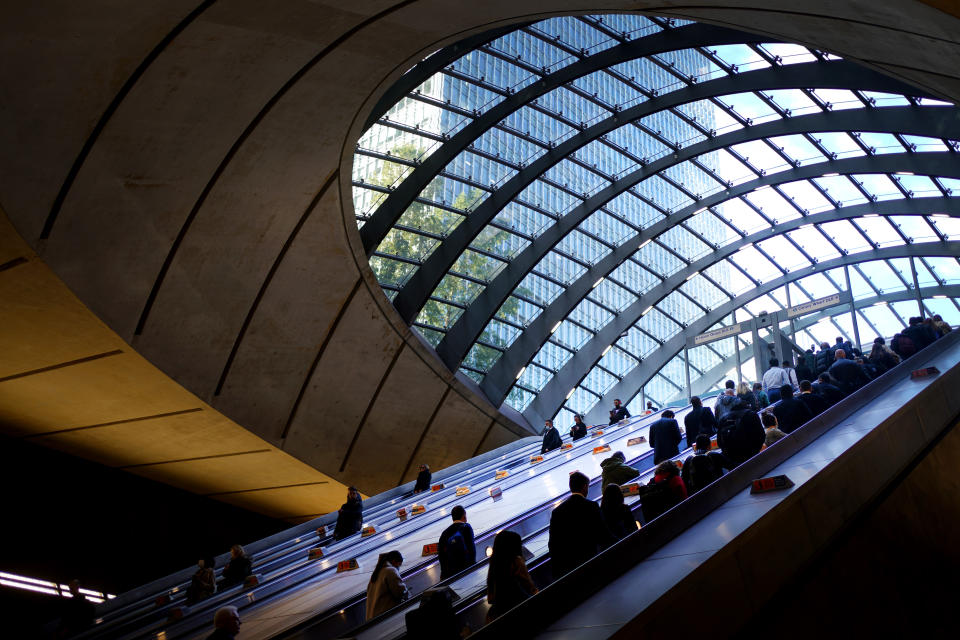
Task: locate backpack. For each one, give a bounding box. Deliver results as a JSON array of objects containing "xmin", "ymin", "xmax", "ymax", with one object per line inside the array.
[
  {"xmin": 894, "ymin": 333, "xmax": 916, "ymax": 358},
  {"xmin": 441, "ymin": 525, "xmax": 469, "ymax": 575},
  {"xmin": 685, "ymin": 454, "xmax": 720, "ymax": 493}
]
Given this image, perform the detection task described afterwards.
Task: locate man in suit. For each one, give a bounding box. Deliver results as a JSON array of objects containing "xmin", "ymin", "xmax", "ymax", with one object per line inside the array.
[
  {"xmin": 549, "ymin": 471, "xmax": 613, "ymax": 579},
  {"xmin": 798, "ymin": 379, "xmax": 830, "ymax": 417},
  {"xmin": 541, "ymin": 419, "xmax": 562, "ymax": 454},
  {"xmin": 772, "ymin": 385, "xmax": 813, "ymax": 434}
]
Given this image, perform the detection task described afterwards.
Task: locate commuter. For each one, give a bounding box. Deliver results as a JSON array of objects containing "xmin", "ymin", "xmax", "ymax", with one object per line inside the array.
[
  {"xmin": 856, "ymin": 356, "xmax": 880, "ymax": 379},
  {"xmin": 762, "ymin": 358, "xmax": 791, "ymax": 402},
  {"xmin": 835, "ymin": 336, "xmax": 853, "ymax": 356},
  {"xmin": 815, "ymin": 342, "xmax": 835, "ymax": 376},
  {"xmin": 869, "ymin": 337, "xmax": 900, "ymax": 374},
  {"xmin": 684, "ymin": 395, "xmax": 717, "ymax": 449},
  {"xmin": 56, "ymin": 579, "xmax": 95, "ymax": 638},
  {"xmin": 608, "ymin": 409, "xmax": 619, "ymax": 425},
  {"xmin": 437, "ymin": 505, "xmax": 476, "ymax": 579},
  {"xmin": 185, "ymin": 555, "xmax": 216, "ymax": 605},
  {"xmin": 932, "ymin": 314, "xmax": 952, "ymax": 336},
  {"xmin": 772, "ymin": 385, "xmax": 813, "ymax": 434},
  {"xmin": 219, "ymin": 544, "xmax": 252, "ymax": 589},
  {"xmin": 569, "ymin": 414, "xmax": 588, "ymax": 441},
  {"xmin": 753, "ymin": 382, "xmax": 770, "ymax": 409},
  {"xmin": 714, "ymin": 380, "xmax": 738, "ymax": 423},
  {"xmin": 645, "ymin": 400, "xmax": 658, "ymax": 414},
  {"xmin": 798, "ymin": 380, "xmax": 830, "ymax": 417},
  {"xmin": 828, "ymin": 349, "xmax": 871, "ymax": 395},
  {"xmin": 540, "ymin": 419, "xmax": 562, "ymax": 454},
  {"xmin": 813, "ymin": 373, "xmax": 846, "ymax": 406},
  {"xmin": 640, "ymin": 461, "xmax": 688, "ymax": 522},
  {"xmin": 736, "ymin": 381, "xmax": 758, "ymax": 411},
  {"xmin": 901, "ymin": 316, "xmax": 936, "ymax": 352},
  {"xmin": 413, "ymin": 464, "xmax": 432, "ymax": 493},
  {"xmin": 333, "ymin": 486, "xmax": 363, "ymax": 540},
  {"xmin": 611, "ymin": 398, "xmax": 631, "ymax": 422},
  {"xmin": 716, "ymin": 400, "xmax": 765, "ymax": 468},
  {"xmin": 600, "ymin": 483, "xmax": 637, "ymax": 539},
  {"xmin": 648, "ymin": 409, "xmax": 682, "ymax": 464},
  {"xmin": 366, "ymin": 550, "xmax": 408, "ymax": 620},
  {"xmin": 681, "ymin": 434, "xmax": 726, "ymax": 497},
  {"xmin": 548, "ymin": 471, "xmax": 613, "ymax": 578},
  {"xmin": 796, "ymin": 349, "xmax": 816, "ymax": 383},
  {"xmin": 783, "ymin": 359, "xmax": 800, "ymax": 389},
  {"xmin": 406, "ymin": 587, "xmax": 461, "ymax": 640},
  {"xmin": 206, "ymin": 606, "xmax": 241, "ymax": 640},
  {"xmin": 761, "ymin": 412, "xmax": 787, "ymax": 447},
  {"xmin": 600, "ymin": 451, "xmax": 639, "ymax": 489},
  {"xmin": 486, "ymin": 530, "xmax": 537, "ymax": 622}
]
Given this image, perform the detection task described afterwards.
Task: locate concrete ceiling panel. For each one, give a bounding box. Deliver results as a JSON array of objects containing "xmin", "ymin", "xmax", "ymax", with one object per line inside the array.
[
  {"xmin": 340, "ymin": 344, "xmax": 449, "ymax": 493},
  {"xmin": 477, "ymin": 422, "xmax": 526, "ymax": 458},
  {"xmin": 213, "ymin": 187, "xmax": 362, "ymax": 443},
  {"xmin": 280, "ymin": 286, "xmax": 405, "ymax": 480},
  {"xmin": 400, "ymin": 391, "xmax": 498, "ymax": 485},
  {"xmin": 0, "ymin": 0, "xmax": 202, "ymax": 241}
]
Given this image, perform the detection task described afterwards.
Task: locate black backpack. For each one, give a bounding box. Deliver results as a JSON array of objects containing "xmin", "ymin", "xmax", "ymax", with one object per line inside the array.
[
  {"xmin": 441, "ymin": 524, "xmax": 469, "ymax": 575},
  {"xmin": 685, "ymin": 454, "xmax": 720, "ymax": 493}
]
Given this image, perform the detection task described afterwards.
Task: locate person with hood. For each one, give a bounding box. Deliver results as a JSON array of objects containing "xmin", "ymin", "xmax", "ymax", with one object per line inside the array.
[
  {"xmin": 714, "ymin": 380, "xmax": 738, "ymax": 423},
  {"xmin": 540, "ymin": 419, "xmax": 562, "ymax": 454},
  {"xmin": 600, "ymin": 451, "xmax": 639, "ymax": 489},
  {"xmin": 648, "ymin": 409, "xmax": 682, "ymax": 464},
  {"xmin": 569, "ymin": 414, "xmax": 588, "ymax": 441},
  {"xmin": 333, "ymin": 486, "xmax": 363, "ymax": 540}
]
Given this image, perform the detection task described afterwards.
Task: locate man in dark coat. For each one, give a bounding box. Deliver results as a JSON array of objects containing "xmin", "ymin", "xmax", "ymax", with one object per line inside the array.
[
  {"xmin": 437, "ymin": 505, "xmax": 476, "ymax": 579},
  {"xmin": 717, "ymin": 401, "xmax": 765, "ymax": 468},
  {"xmin": 813, "ymin": 373, "xmax": 846, "ymax": 405},
  {"xmin": 569, "ymin": 414, "xmax": 588, "ymax": 441},
  {"xmin": 549, "ymin": 471, "xmax": 613, "ymax": 578},
  {"xmin": 773, "ymin": 385, "xmax": 813, "ymax": 434},
  {"xmin": 828, "ymin": 349, "xmax": 871, "ymax": 395},
  {"xmin": 413, "ymin": 464, "xmax": 431, "ymax": 493},
  {"xmin": 333, "ymin": 486, "xmax": 363, "ymax": 540},
  {"xmin": 814, "ymin": 342, "xmax": 835, "ymax": 376},
  {"xmin": 714, "ymin": 380, "xmax": 738, "ymax": 423},
  {"xmin": 684, "ymin": 395, "xmax": 717, "ymax": 449},
  {"xmin": 902, "ymin": 316, "xmax": 937, "ymax": 351},
  {"xmin": 797, "ymin": 380, "xmax": 830, "ymax": 417},
  {"xmin": 610, "ymin": 398, "xmax": 630, "ymax": 422},
  {"xmin": 649, "ymin": 409, "xmax": 682, "ymax": 464},
  {"xmin": 541, "ymin": 419, "xmax": 562, "ymax": 454}
]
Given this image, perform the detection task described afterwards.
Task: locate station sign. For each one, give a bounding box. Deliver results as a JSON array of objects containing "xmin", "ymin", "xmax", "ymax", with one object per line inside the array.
[
  {"xmin": 750, "ymin": 474, "xmax": 795, "ymax": 494},
  {"xmin": 337, "ymin": 559, "xmax": 360, "ymax": 573}
]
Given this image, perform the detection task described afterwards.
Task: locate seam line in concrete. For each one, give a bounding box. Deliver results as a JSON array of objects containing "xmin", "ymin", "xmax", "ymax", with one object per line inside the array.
[
  {"xmin": 0, "ymin": 349, "xmax": 124, "ymax": 383},
  {"xmin": 22, "ymin": 407, "xmax": 203, "ymax": 438}
]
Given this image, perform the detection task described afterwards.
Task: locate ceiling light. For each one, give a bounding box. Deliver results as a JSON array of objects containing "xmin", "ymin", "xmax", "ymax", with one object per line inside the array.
[{"xmin": 515, "ymin": 366, "xmax": 526, "ymax": 380}]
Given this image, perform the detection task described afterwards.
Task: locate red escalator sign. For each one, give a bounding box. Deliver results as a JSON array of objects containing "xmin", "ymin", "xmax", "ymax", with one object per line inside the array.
[
  {"xmin": 530, "ymin": 455, "xmax": 544, "ymax": 464},
  {"xmin": 361, "ymin": 525, "xmax": 376, "ymax": 537},
  {"xmin": 627, "ymin": 436, "xmax": 646, "ymax": 446},
  {"xmin": 621, "ymin": 483, "xmax": 640, "ymax": 496},
  {"xmin": 411, "ymin": 504, "xmax": 426, "ymax": 515},
  {"xmin": 431, "ymin": 483, "xmax": 445, "ymax": 492},
  {"xmin": 592, "ymin": 430, "xmax": 605, "ymax": 437},
  {"xmin": 561, "ymin": 443, "xmax": 573, "ymax": 450},
  {"xmin": 308, "ymin": 547, "xmax": 324, "ymax": 560},
  {"xmin": 422, "ymin": 543, "xmax": 439, "ymax": 556},
  {"xmin": 592, "ymin": 445, "xmax": 611, "ymax": 454},
  {"xmin": 910, "ymin": 366, "xmax": 940, "ymax": 379},
  {"xmin": 337, "ymin": 559, "xmax": 360, "ymax": 573},
  {"xmin": 396, "ymin": 508, "xmax": 408, "ymax": 521},
  {"xmin": 456, "ymin": 486, "xmax": 470, "ymax": 496},
  {"xmin": 750, "ymin": 474, "xmax": 795, "ymax": 494},
  {"xmin": 495, "ymin": 470, "xmax": 509, "ymax": 479}
]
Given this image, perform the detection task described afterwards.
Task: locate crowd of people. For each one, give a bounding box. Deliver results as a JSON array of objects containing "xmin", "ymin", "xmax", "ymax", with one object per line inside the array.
[{"xmin": 74, "ymin": 320, "xmax": 949, "ymax": 639}]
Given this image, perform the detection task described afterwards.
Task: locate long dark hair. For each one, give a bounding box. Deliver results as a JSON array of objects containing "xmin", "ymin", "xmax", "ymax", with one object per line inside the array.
[
  {"xmin": 487, "ymin": 530, "xmax": 522, "ymax": 590},
  {"xmin": 370, "ymin": 550, "xmax": 403, "ymax": 584},
  {"xmin": 601, "ymin": 483, "xmax": 624, "ymax": 512}
]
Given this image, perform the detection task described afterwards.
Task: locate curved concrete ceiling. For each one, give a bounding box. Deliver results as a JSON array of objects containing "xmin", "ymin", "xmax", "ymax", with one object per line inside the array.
[{"xmin": 1, "ymin": 1, "xmax": 958, "ymax": 516}]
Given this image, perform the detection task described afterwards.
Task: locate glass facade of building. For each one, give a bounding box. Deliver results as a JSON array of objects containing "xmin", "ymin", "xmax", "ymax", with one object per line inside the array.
[{"xmin": 351, "ymin": 14, "xmax": 960, "ymax": 427}]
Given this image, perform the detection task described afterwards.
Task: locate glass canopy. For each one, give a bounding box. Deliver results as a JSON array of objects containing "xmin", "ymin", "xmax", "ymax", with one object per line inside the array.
[{"xmin": 351, "ymin": 14, "xmax": 960, "ymax": 426}]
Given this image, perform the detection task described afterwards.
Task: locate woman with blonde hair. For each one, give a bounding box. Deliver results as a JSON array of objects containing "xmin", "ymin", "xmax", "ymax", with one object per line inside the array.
[{"xmin": 736, "ymin": 381, "xmax": 758, "ymax": 411}]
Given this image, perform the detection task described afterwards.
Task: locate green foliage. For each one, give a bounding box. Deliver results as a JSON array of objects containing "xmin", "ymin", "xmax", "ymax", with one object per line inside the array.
[{"xmin": 365, "ymin": 143, "xmax": 533, "ymax": 375}]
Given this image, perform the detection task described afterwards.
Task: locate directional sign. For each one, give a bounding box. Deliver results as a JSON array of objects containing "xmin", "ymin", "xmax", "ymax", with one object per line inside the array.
[
  {"xmin": 910, "ymin": 366, "xmax": 940, "ymax": 379},
  {"xmin": 787, "ymin": 292, "xmax": 850, "ymax": 319},
  {"xmin": 592, "ymin": 445, "xmax": 611, "ymax": 455},
  {"xmin": 489, "ymin": 486, "xmax": 503, "ymax": 500},
  {"xmin": 530, "ymin": 455, "xmax": 544, "ymax": 464},
  {"xmin": 591, "ymin": 430, "xmax": 605, "ymax": 437},
  {"xmin": 455, "ymin": 486, "xmax": 470, "ymax": 496},
  {"xmin": 694, "ymin": 323, "xmax": 743, "ymax": 346},
  {"xmin": 308, "ymin": 547, "xmax": 324, "ymax": 560},
  {"xmin": 431, "ymin": 483, "xmax": 445, "ymax": 492},
  {"xmin": 750, "ymin": 474, "xmax": 795, "ymax": 494},
  {"xmin": 627, "ymin": 436, "xmax": 646, "ymax": 446},
  {"xmin": 422, "ymin": 543, "xmax": 439, "ymax": 556},
  {"xmin": 561, "ymin": 443, "xmax": 573, "ymax": 450},
  {"xmin": 361, "ymin": 525, "xmax": 376, "ymax": 537},
  {"xmin": 495, "ymin": 470, "xmax": 509, "ymax": 479},
  {"xmin": 396, "ymin": 508, "xmax": 408, "ymax": 521},
  {"xmin": 411, "ymin": 504, "xmax": 426, "ymax": 516}
]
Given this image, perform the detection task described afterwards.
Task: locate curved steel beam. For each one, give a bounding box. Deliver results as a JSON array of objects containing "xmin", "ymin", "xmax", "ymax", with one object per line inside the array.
[
  {"xmin": 483, "ymin": 153, "xmax": 960, "ymax": 406},
  {"xmin": 389, "ymin": 60, "xmax": 929, "ymax": 323},
  {"xmin": 437, "ymin": 106, "xmax": 960, "ymax": 370},
  {"xmin": 681, "ymin": 284, "xmax": 960, "ymax": 401},
  {"xmin": 361, "ymin": 24, "xmax": 528, "ymax": 132},
  {"xmin": 537, "ymin": 241, "xmax": 960, "ymax": 426},
  {"xmin": 358, "ymin": 22, "xmax": 775, "ymax": 253}
]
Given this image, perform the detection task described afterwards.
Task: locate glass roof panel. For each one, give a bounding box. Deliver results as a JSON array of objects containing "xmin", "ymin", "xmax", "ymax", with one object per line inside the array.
[
  {"xmin": 896, "ymin": 174, "xmax": 941, "ymax": 197},
  {"xmin": 709, "ymin": 44, "xmax": 771, "ymax": 72},
  {"xmin": 901, "ymin": 135, "xmax": 950, "ymax": 152},
  {"xmin": 757, "ymin": 43, "xmax": 817, "ymax": 65},
  {"xmin": 813, "ymin": 132, "xmax": 864, "ymax": 158},
  {"xmin": 451, "ymin": 249, "xmax": 506, "ymax": 282},
  {"xmin": 534, "ymin": 250, "xmax": 587, "ymax": 285},
  {"xmin": 853, "ymin": 174, "xmax": 901, "ymax": 200},
  {"xmin": 786, "ymin": 225, "xmax": 841, "ymax": 261},
  {"xmin": 553, "ymin": 319, "xmax": 592, "ymax": 351},
  {"xmin": 722, "ymin": 92, "xmax": 781, "ymax": 124},
  {"xmin": 809, "ymin": 88, "xmax": 862, "ymax": 110},
  {"xmin": 777, "ymin": 180, "xmax": 834, "ymax": 213},
  {"xmin": 756, "ymin": 235, "xmax": 810, "ymax": 271},
  {"xmin": 767, "ymin": 134, "xmax": 828, "ymax": 166},
  {"xmin": 855, "ymin": 131, "xmax": 905, "ymax": 155},
  {"xmin": 639, "ymin": 307, "xmax": 681, "ymax": 343},
  {"xmin": 589, "ymin": 277, "xmax": 637, "ymax": 312},
  {"xmin": 744, "ymin": 186, "xmax": 801, "ymax": 223},
  {"xmin": 924, "ymin": 257, "xmax": 960, "ymax": 284},
  {"xmin": 480, "ymin": 318, "xmax": 522, "ymax": 351},
  {"xmin": 855, "ymin": 260, "xmax": 903, "ymax": 293},
  {"xmin": 818, "ymin": 220, "xmax": 871, "ymax": 254},
  {"xmin": 929, "ymin": 214, "xmax": 960, "ymax": 240},
  {"xmin": 598, "ymin": 346, "xmax": 637, "ymax": 378},
  {"xmin": 609, "ymin": 258, "xmax": 660, "ymax": 296},
  {"xmin": 812, "ymin": 175, "xmax": 869, "ymax": 206},
  {"xmin": 728, "ymin": 139, "xmax": 789, "ymax": 174},
  {"xmin": 860, "ymin": 91, "xmax": 911, "ymax": 107},
  {"xmin": 851, "ymin": 215, "xmax": 901, "ymax": 248},
  {"xmin": 764, "ymin": 89, "xmax": 821, "ymax": 116},
  {"xmin": 713, "ymin": 198, "xmax": 769, "ymax": 235},
  {"xmin": 659, "ymin": 224, "xmax": 711, "ymax": 261},
  {"xmin": 729, "ymin": 246, "xmax": 780, "ymax": 283},
  {"xmin": 556, "ymin": 229, "xmax": 611, "ymax": 265},
  {"xmin": 578, "ymin": 209, "xmax": 634, "ymax": 246},
  {"xmin": 889, "ymin": 215, "xmax": 939, "ymax": 242}
]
